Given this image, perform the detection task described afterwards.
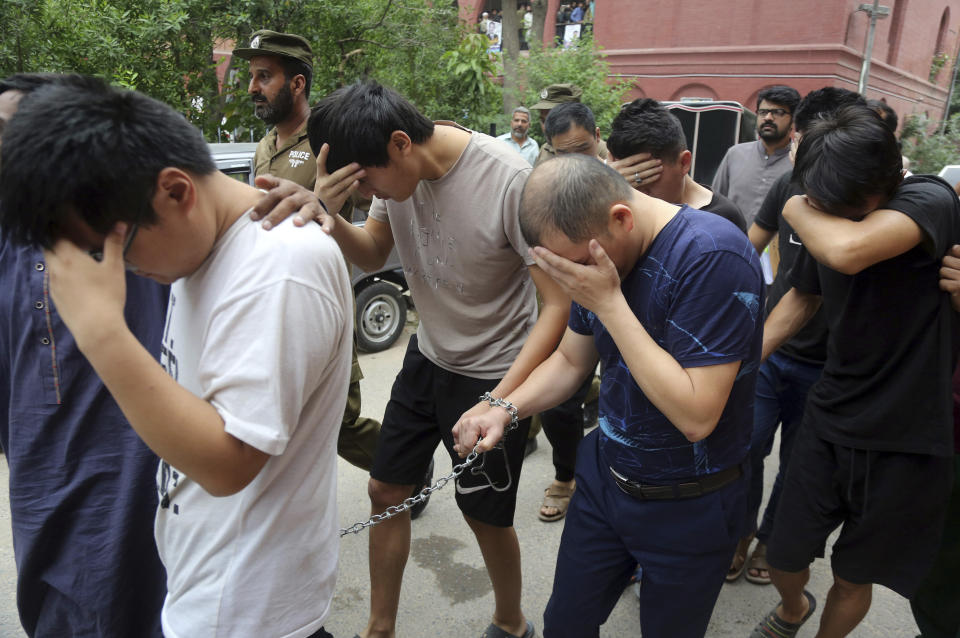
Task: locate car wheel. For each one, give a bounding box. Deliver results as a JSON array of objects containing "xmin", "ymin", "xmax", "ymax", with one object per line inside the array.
[{"xmin": 355, "ymin": 281, "xmax": 407, "ymax": 353}]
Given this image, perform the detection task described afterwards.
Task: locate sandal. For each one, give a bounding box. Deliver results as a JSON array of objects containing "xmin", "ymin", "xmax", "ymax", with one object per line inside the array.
[
  {"xmin": 726, "ymin": 533, "xmax": 754, "ymax": 582},
  {"xmin": 538, "ymin": 481, "xmax": 575, "ymax": 522},
  {"xmin": 749, "ymin": 590, "xmax": 816, "ymax": 638},
  {"xmin": 745, "ymin": 542, "xmax": 772, "ymax": 585},
  {"xmin": 481, "ymin": 620, "xmax": 536, "ymax": 638}
]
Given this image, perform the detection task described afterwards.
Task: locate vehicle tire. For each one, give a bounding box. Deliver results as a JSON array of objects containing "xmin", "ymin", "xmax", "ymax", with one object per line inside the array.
[{"xmin": 355, "ymin": 281, "xmax": 407, "ymax": 353}]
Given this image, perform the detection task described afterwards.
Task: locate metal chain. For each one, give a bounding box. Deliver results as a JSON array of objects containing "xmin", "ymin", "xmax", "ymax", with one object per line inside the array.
[
  {"xmin": 339, "ymin": 444, "xmax": 481, "ymax": 537},
  {"xmin": 339, "ymin": 393, "xmax": 518, "ymax": 537}
]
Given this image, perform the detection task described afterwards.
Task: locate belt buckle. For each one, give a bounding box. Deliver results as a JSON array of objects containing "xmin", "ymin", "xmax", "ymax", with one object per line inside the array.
[{"xmin": 609, "ymin": 466, "xmax": 642, "ymax": 498}]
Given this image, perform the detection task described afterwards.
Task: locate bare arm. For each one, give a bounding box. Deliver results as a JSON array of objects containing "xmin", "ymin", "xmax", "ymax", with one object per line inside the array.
[
  {"xmin": 761, "ymin": 287, "xmax": 822, "ymax": 361},
  {"xmin": 783, "ymin": 195, "xmax": 924, "ymax": 275},
  {"xmin": 328, "ymin": 213, "xmax": 395, "ymax": 272},
  {"xmin": 748, "ymin": 222, "xmax": 776, "ymax": 255},
  {"xmin": 599, "ymin": 290, "xmax": 740, "ymax": 441},
  {"xmin": 44, "ymin": 229, "xmax": 269, "ymax": 496},
  {"xmin": 454, "ymin": 328, "xmax": 597, "ymax": 454},
  {"xmin": 486, "ymin": 264, "xmax": 571, "ymax": 399},
  {"xmin": 532, "ymin": 240, "xmax": 741, "ymax": 442}
]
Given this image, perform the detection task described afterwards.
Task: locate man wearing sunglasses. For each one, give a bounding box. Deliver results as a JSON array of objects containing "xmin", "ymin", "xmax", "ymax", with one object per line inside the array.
[{"xmin": 712, "ymin": 85, "xmax": 800, "ymax": 228}]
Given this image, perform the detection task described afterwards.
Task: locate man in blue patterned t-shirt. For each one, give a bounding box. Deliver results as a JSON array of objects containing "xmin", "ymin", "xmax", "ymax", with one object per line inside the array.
[{"xmin": 454, "ymin": 154, "xmax": 764, "ymax": 638}]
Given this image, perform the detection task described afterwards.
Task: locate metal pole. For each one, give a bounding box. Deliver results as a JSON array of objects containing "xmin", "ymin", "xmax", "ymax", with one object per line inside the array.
[{"xmin": 858, "ymin": 0, "xmax": 881, "ymax": 95}]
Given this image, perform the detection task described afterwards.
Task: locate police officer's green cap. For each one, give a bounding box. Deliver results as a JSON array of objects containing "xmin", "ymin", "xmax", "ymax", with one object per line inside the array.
[
  {"xmin": 530, "ymin": 84, "xmax": 582, "ymax": 110},
  {"xmin": 233, "ymin": 30, "xmax": 313, "ymax": 68}
]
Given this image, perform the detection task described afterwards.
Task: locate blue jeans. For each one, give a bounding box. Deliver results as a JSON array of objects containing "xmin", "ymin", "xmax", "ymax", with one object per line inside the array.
[
  {"xmin": 544, "ymin": 430, "xmax": 747, "ymax": 638},
  {"xmin": 747, "ymin": 351, "xmax": 822, "ymax": 543}
]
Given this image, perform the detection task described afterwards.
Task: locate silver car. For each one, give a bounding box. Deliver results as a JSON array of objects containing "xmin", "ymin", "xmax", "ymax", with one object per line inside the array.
[{"xmin": 208, "ymin": 143, "xmax": 409, "ymax": 353}]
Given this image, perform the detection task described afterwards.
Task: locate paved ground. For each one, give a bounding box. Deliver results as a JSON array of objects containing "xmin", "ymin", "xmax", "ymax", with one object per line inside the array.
[{"xmin": 0, "ymin": 315, "xmax": 920, "ymax": 636}]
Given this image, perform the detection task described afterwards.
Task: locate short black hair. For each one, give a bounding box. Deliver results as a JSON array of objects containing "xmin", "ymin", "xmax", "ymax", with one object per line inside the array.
[
  {"xmin": 519, "ymin": 154, "xmax": 634, "ymax": 246},
  {"xmin": 0, "ymin": 73, "xmax": 86, "ymax": 138},
  {"xmin": 543, "ymin": 102, "xmax": 596, "ymax": 143},
  {"xmin": 0, "ymin": 73, "xmax": 73, "ymax": 96},
  {"xmin": 792, "ymin": 104, "xmax": 902, "ymax": 216},
  {"xmin": 793, "ymin": 87, "xmax": 865, "ymax": 134},
  {"xmin": 757, "ymin": 85, "xmax": 800, "ymax": 114},
  {"xmin": 280, "ymin": 56, "xmax": 312, "ymax": 98},
  {"xmin": 867, "ymin": 98, "xmax": 899, "ymax": 134},
  {"xmin": 0, "ymin": 77, "xmax": 216, "ymax": 248},
  {"xmin": 308, "ymin": 81, "xmax": 435, "ymax": 173},
  {"xmin": 607, "ymin": 98, "xmax": 686, "ymax": 162}
]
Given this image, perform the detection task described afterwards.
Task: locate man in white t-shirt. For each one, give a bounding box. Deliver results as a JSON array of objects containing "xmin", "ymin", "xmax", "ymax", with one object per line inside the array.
[
  {"xmin": 0, "ymin": 77, "xmax": 350, "ymax": 638},
  {"xmin": 253, "ymin": 80, "xmax": 570, "ymax": 638}
]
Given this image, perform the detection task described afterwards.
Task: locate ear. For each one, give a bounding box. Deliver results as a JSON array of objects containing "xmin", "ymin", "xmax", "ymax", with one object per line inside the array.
[
  {"xmin": 608, "ymin": 202, "xmax": 635, "ymax": 235},
  {"xmin": 290, "ymin": 73, "xmax": 307, "ymax": 98},
  {"xmin": 388, "ymin": 130, "xmax": 413, "ymax": 157},
  {"xmin": 593, "ymin": 127, "xmax": 601, "ymax": 143},
  {"xmin": 152, "ymin": 167, "xmax": 196, "ymax": 219},
  {"xmin": 679, "ymin": 150, "xmax": 692, "ymax": 176}
]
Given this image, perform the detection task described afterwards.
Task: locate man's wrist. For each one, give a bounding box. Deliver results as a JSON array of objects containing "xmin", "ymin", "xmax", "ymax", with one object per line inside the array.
[
  {"xmin": 76, "ymin": 319, "xmax": 135, "ymax": 362},
  {"xmin": 592, "ymin": 290, "xmax": 629, "ymax": 325}
]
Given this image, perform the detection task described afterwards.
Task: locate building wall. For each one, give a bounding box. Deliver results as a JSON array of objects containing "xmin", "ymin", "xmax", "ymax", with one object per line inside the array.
[
  {"xmin": 597, "ymin": 0, "xmax": 960, "ymax": 126},
  {"xmin": 461, "ymin": 0, "xmax": 960, "ymax": 128}
]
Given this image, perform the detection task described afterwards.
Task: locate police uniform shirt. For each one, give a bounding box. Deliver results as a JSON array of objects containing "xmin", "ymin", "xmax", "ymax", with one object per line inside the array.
[{"xmin": 254, "ymin": 119, "xmax": 316, "ymax": 190}]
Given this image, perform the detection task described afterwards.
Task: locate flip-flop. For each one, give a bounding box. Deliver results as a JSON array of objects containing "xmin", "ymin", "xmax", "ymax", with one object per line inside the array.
[
  {"xmin": 745, "ymin": 542, "xmax": 772, "ymax": 585},
  {"xmin": 726, "ymin": 533, "xmax": 754, "ymax": 582},
  {"xmin": 481, "ymin": 620, "xmax": 536, "ymax": 638},
  {"xmin": 749, "ymin": 590, "xmax": 817, "ymax": 638},
  {"xmin": 538, "ymin": 481, "xmax": 575, "ymax": 522}
]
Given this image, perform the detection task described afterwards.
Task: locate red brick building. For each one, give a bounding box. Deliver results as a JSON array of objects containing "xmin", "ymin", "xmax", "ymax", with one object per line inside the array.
[{"xmin": 463, "ymin": 0, "xmax": 960, "ymax": 126}]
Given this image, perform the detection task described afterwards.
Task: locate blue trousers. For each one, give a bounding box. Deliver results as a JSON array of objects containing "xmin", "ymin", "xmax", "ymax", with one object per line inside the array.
[
  {"xmin": 543, "ymin": 430, "xmax": 747, "ymax": 638},
  {"xmin": 747, "ymin": 351, "xmax": 822, "ymax": 543}
]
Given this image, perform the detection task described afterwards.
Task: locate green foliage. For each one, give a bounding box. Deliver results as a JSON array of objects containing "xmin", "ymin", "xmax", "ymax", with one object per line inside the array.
[
  {"xmin": 514, "ymin": 34, "xmax": 632, "ymax": 144},
  {"xmin": 0, "ymin": 0, "xmax": 503, "ymax": 140},
  {"xmin": 440, "ymin": 32, "xmax": 503, "ymax": 131},
  {"xmin": 900, "ymin": 112, "xmax": 960, "ymax": 174},
  {"xmin": 931, "ymin": 52, "xmax": 950, "ymax": 83}
]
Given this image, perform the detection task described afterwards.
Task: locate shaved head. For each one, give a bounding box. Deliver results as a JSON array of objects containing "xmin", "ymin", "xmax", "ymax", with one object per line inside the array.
[{"xmin": 519, "ymin": 154, "xmax": 634, "ymax": 247}]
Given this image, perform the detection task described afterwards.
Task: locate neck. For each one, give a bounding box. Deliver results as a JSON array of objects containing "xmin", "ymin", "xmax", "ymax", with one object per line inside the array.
[
  {"xmin": 681, "ymin": 175, "xmax": 713, "ymax": 209},
  {"xmin": 628, "ymin": 193, "xmax": 681, "ymax": 270},
  {"xmin": 417, "ymin": 123, "xmax": 471, "ymax": 180},
  {"xmin": 760, "ymin": 135, "xmax": 790, "ymax": 155},
  {"xmin": 206, "ymin": 172, "xmax": 264, "ymax": 242},
  {"xmin": 274, "ymin": 100, "xmax": 310, "ymax": 147}
]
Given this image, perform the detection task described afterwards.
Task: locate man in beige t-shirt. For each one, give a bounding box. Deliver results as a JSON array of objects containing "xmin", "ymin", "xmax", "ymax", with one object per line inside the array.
[{"xmin": 251, "ymin": 80, "xmax": 570, "ymax": 638}]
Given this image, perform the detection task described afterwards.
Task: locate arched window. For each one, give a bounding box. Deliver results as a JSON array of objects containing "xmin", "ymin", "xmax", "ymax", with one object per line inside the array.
[
  {"xmin": 936, "ymin": 7, "xmax": 951, "ymax": 56},
  {"xmin": 886, "ymin": 0, "xmax": 908, "ymax": 65}
]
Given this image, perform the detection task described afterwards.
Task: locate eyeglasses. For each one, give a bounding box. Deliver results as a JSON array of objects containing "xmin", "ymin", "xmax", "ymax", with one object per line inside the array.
[
  {"xmin": 757, "ymin": 108, "xmax": 790, "ymax": 118},
  {"xmin": 89, "ymin": 223, "xmax": 139, "ymax": 269}
]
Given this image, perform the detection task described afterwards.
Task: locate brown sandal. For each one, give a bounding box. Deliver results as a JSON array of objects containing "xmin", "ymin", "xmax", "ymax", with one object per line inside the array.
[
  {"xmin": 726, "ymin": 533, "xmax": 754, "ymax": 582},
  {"xmin": 746, "ymin": 542, "xmax": 772, "ymax": 585},
  {"xmin": 538, "ymin": 481, "xmax": 576, "ymax": 522}
]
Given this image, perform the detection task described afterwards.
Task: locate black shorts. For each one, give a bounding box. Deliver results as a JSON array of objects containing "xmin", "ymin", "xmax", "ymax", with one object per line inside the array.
[
  {"xmin": 766, "ymin": 424, "xmax": 954, "ymax": 597},
  {"xmin": 370, "ymin": 335, "xmax": 531, "ymax": 527}
]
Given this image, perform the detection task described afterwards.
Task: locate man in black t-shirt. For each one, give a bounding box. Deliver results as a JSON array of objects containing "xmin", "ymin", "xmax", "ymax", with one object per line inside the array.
[
  {"xmin": 606, "ymin": 98, "xmax": 747, "ymax": 234},
  {"xmin": 749, "ymin": 105, "xmax": 960, "ymax": 638},
  {"xmin": 731, "ymin": 88, "xmax": 866, "ymax": 587}
]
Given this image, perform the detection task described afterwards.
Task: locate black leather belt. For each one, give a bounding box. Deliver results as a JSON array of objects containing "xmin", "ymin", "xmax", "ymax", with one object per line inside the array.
[{"xmin": 609, "ymin": 463, "xmax": 742, "ymax": 500}]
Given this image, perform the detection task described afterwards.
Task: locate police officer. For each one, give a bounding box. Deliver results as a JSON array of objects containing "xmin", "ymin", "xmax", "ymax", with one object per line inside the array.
[
  {"xmin": 530, "ymin": 83, "xmax": 609, "ymax": 166},
  {"xmin": 235, "ymin": 30, "xmax": 384, "ymax": 475}
]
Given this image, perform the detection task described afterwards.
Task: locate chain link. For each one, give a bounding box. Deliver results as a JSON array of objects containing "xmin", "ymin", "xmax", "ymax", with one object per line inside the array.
[
  {"xmin": 339, "ymin": 444, "xmax": 481, "ymax": 537},
  {"xmin": 339, "ymin": 393, "xmax": 519, "ymax": 537}
]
